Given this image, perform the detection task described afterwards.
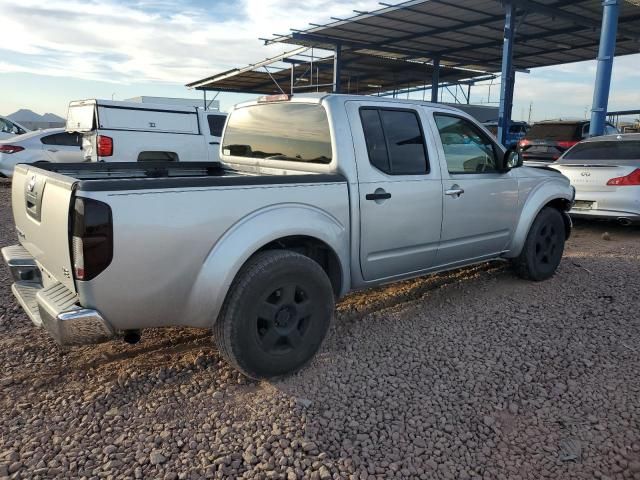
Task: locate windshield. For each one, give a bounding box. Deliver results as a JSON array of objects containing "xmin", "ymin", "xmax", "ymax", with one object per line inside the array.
[
  {"xmin": 527, "ymin": 123, "xmax": 579, "ymax": 140},
  {"xmin": 222, "ymin": 102, "xmax": 332, "ymax": 164},
  {"xmin": 563, "ymin": 140, "xmax": 640, "ymax": 161}
]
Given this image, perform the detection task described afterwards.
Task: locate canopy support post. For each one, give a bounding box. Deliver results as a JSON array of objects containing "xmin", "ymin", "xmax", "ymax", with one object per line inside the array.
[
  {"xmin": 589, "ymin": 0, "xmax": 619, "ymax": 137},
  {"xmin": 431, "ymin": 57, "xmax": 440, "ymax": 103},
  {"xmin": 498, "ymin": 2, "xmax": 516, "ymax": 146},
  {"xmin": 291, "ymin": 64, "xmax": 295, "ymax": 95},
  {"xmin": 333, "ymin": 42, "xmax": 342, "ymax": 93}
]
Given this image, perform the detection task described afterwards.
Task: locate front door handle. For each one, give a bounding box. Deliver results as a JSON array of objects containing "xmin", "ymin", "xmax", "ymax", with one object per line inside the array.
[
  {"xmin": 47, "ymin": 148, "xmax": 59, "ymax": 153},
  {"xmin": 366, "ymin": 190, "xmax": 391, "ymax": 201},
  {"xmin": 445, "ymin": 186, "xmax": 464, "ymax": 197}
]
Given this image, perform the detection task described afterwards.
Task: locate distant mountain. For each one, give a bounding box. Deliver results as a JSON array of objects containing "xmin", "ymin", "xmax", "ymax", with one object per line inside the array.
[
  {"xmin": 6, "ymin": 109, "xmax": 65, "ymax": 123},
  {"xmin": 41, "ymin": 112, "xmax": 65, "ymax": 122},
  {"xmin": 7, "ymin": 109, "xmax": 42, "ymax": 122}
]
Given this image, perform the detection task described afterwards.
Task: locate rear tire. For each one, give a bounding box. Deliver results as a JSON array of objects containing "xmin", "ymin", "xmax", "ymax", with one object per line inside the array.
[
  {"xmin": 213, "ymin": 250, "xmax": 334, "ymax": 379},
  {"xmin": 513, "ymin": 207, "xmax": 565, "ymax": 281}
]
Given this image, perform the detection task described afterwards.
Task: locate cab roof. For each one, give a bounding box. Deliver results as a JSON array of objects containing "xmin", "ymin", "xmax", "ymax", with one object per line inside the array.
[{"xmin": 233, "ymin": 93, "xmax": 465, "ymax": 114}]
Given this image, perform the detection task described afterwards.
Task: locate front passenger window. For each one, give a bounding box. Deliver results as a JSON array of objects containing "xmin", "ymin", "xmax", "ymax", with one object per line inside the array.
[{"xmin": 434, "ymin": 114, "xmax": 498, "ymax": 174}]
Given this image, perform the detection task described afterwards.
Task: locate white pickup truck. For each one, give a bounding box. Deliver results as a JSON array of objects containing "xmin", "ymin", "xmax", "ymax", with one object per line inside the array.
[
  {"xmin": 66, "ymin": 99, "xmax": 227, "ymax": 163},
  {"xmin": 3, "ymin": 93, "xmax": 574, "ymax": 379}
]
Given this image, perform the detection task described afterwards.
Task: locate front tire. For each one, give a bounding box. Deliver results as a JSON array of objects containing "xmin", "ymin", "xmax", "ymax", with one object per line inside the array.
[
  {"xmin": 213, "ymin": 250, "xmax": 334, "ymax": 379},
  {"xmin": 513, "ymin": 207, "xmax": 566, "ymax": 281}
]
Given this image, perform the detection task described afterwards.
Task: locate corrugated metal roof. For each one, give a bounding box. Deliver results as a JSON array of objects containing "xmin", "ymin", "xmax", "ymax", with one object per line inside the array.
[
  {"xmin": 266, "ymin": 0, "xmax": 640, "ymax": 71},
  {"xmin": 187, "ymin": 0, "xmax": 640, "ymax": 94}
]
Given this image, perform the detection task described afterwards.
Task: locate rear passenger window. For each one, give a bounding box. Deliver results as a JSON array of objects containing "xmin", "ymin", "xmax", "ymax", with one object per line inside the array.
[
  {"xmin": 360, "ymin": 108, "xmax": 429, "ymax": 175},
  {"xmin": 207, "ymin": 115, "xmax": 226, "ymax": 137},
  {"xmin": 41, "ymin": 132, "xmax": 81, "ymax": 147}
]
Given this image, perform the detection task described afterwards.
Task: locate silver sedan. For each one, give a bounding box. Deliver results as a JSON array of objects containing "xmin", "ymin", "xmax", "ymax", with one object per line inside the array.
[{"xmin": 552, "ymin": 133, "xmax": 640, "ymax": 225}]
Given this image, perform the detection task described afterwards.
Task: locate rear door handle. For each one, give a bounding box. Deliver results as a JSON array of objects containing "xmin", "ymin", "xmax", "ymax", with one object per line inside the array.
[
  {"xmin": 366, "ymin": 191, "xmax": 391, "ymax": 201},
  {"xmin": 445, "ymin": 186, "xmax": 464, "ymax": 197},
  {"xmin": 47, "ymin": 148, "xmax": 59, "ymax": 153}
]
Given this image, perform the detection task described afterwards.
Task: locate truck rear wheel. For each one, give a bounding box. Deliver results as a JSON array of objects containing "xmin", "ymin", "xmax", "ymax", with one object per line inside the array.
[
  {"xmin": 512, "ymin": 207, "xmax": 565, "ymax": 281},
  {"xmin": 213, "ymin": 250, "xmax": 334, "ymax": 379}
]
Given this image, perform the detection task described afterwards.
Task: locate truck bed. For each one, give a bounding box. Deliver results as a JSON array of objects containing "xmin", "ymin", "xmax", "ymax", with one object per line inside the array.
[
  {"xmin": 34, "ymin": 161, "xmax": 345, "ymax": 192},
  {"xmin": 9, "ymin": 161, "xmax": 349, "ymax": 333}
]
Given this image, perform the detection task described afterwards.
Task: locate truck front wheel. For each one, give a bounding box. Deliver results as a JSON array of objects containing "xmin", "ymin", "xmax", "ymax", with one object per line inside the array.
[
  {"xmin": 512, "ymin": 207, "xmax": 566, "ymax": 281},
  {"xmin": 213, "ymin": 250, "xmax": 334, "ymax": 379}
]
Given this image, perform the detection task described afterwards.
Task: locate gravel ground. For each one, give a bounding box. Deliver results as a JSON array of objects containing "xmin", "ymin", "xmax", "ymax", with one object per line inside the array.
[{"xmin": 0, "ymin": 176, "xmax": 639, "ymax": 480}]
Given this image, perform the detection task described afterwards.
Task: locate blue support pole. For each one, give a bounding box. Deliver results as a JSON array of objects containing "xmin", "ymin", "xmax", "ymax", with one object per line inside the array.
[
  {"xmin": 497, "ymin": 3, "xmax": 516, "ymax": 147},
  {"xmin": 589, "ymin": 0, "xmax": 620, "ymax": 137},
  {"xmin": 333, "ymin": 43, "xmax": 342, "ymax": 93},
  {"xmin": 431, "ymin": 57, "xmax": 440, "ymax": 103}
]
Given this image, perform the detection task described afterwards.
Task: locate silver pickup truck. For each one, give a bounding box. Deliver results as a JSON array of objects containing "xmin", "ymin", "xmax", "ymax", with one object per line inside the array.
[{"xmin": 2, "ymin": 94, "xmax": 574, "ymax": 378}]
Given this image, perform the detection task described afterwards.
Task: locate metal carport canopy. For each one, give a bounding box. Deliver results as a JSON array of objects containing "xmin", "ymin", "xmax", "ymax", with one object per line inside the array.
[
  {"xmin": 266, "ymin": 0, "xmax": 640, "ymax": 72},
  {"xmin": 186, "ymin": 49, "xmax": 494, "ymax": 96}
]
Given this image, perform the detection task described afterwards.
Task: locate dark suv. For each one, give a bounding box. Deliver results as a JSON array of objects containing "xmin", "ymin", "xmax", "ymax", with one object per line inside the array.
[{"xmin": 519, "ymin": 120, "xmax": 619, "ymax": 164}]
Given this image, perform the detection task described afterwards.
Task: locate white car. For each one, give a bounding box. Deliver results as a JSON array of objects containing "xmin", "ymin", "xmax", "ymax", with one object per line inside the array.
[
  {"xmin": 0, "ymin": 128, "xmax": 84, "ymax": 177},
  {"xmin": 552, "ymin": 133, "xmax": 640, "ymax": 225},
  {"xmin": 0, "ymin": 115, "xmax": 29, "ymax": 140}
]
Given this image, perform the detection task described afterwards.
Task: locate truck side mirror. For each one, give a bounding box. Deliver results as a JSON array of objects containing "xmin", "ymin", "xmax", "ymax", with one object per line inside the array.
[{"xmin": 504, "ymin": 149, "xmax": 523, "ymax": 170}]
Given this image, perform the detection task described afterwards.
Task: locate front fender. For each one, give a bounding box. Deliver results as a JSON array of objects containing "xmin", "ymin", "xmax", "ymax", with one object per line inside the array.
[
  {"xmin": 182, "ymin": 203, "xmax": 349, "ymax": 328},
  {"xmin": 504, "ymin": 179, "xmax": 573, "ymax": 258}
]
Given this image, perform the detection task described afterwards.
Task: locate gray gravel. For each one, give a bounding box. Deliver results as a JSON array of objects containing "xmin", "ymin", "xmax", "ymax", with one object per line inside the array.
[{"xmin": 1, "ymin": 176, "xmax": 639, "ymax": 480}]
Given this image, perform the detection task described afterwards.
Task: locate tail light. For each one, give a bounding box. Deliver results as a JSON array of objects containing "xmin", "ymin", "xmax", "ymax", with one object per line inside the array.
[
  {"xmin": 556, "ymin": 140, "xmax": 578, "ymax": 149},
  {"xmin": 97, "ymin": 135, "xmax": 113, "ymax": 157},
  {"xmin": 518, "ymin": 139, "xmax": 530, "ymax": 148},
  {"xmin": 607, "ymin": 168, "xmax": 640, "ymax": 186},
  {"xmin": 0, "ymin": 145, "xmax": 25, "ymax": 154},
  {"xmin": 71, "ymin": 197, "xmax": 113, "ymax": 281}
]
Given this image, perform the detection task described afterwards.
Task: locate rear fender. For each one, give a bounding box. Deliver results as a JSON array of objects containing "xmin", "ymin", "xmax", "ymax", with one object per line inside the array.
[
  {"xmin": 183, "ymin": 203, "xmax": 349, "ymax": 328},
  {"xmin": 505, "ymin": 180, "xmax": 573, "ymax": 258}
]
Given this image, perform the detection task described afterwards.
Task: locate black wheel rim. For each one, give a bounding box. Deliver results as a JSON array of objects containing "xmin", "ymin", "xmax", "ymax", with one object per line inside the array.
[
  {"xmin": 534, "ymin": 223, "xmax": 560, "ymax": 266},
  {"xmin": 256, "ymin": 284, "xmax": 315, "ymax": 355}
]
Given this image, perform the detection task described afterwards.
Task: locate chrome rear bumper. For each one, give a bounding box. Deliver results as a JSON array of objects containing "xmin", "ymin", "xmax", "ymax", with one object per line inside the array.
[{"xmin": 2, "ymin": 244, "xmax": 115, "ymax": 346}]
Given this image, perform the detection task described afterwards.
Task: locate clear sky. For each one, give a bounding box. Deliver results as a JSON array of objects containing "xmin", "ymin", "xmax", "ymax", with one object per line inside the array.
[{"xmin": 1, "ymin": 0, "xmax": 639, "ymax": 122}]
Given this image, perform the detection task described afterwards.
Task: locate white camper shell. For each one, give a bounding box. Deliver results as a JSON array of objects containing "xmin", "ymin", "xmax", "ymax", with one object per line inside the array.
[{"xmin": 66, "ymin": 99, "xmax": 226, "ymax": 163}]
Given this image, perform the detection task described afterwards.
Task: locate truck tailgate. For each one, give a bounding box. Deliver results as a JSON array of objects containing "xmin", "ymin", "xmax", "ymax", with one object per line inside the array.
[{"xmin": 12, "ymin": 165, "xmax": 76, "ymax": 293}]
